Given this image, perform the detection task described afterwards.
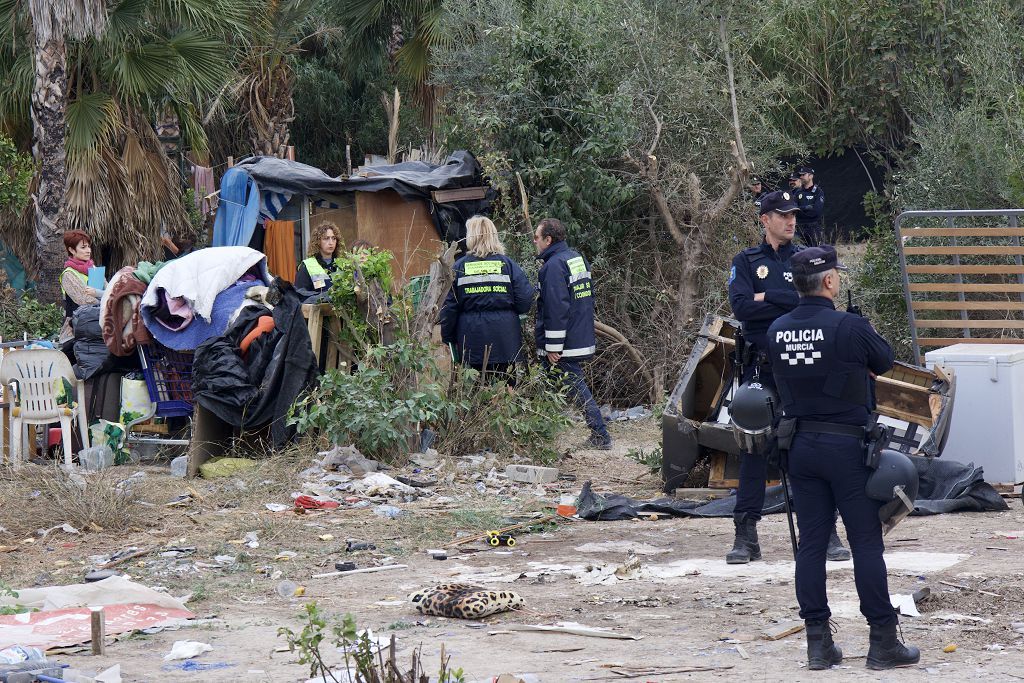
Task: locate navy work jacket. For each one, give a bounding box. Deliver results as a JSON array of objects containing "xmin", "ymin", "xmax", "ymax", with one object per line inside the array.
[
  {"xmin": 728, "ymin": 240, "xmax": 801, "ymax": 350},
  {"xmin": 440, "ymin": 253, "xmax": 533, "ymax": 366},
  {"xmin": 535, "ymin": 240, "xmax": 596, "ymax": 360},
  {"xmin": 767, "ymin": 296, "xmax": 894, "ymax": 426}
]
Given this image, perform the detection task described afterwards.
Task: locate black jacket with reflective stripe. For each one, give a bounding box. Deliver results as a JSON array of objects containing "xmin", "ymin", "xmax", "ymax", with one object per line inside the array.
[{"xmin": 535, "ymin": 241, "xmax": 596, "ymax": 360}]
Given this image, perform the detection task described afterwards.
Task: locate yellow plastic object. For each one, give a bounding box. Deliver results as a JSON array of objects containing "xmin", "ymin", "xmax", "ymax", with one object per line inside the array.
[
  {"xmin": 199, "ymin": 456, "xmax": 258, "ymax": 478},
  {"xmin": 943, "ymin": 643, "xmax": 958, "ymax": 653}
]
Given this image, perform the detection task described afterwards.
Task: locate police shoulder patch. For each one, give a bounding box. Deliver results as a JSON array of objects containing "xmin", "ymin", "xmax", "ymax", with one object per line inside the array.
[{"xmin": 728, "ymin": 265, "xmax": 736, "ymax": 285}]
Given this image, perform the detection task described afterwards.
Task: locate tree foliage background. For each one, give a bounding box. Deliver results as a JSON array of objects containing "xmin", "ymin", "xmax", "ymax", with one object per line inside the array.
[{"xmin": 2, "ymin": 0, "xmax": 1023, "ymax": 385}]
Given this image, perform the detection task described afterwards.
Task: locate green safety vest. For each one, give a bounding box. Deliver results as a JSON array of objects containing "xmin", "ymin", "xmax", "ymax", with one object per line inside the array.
[
  {"xmin": 60, "ymin": 267, "xmax": 89, "ymax": 318},
  {"xmin": 303, "ymin": 257, "xmax": 331, "ymax": 289}
]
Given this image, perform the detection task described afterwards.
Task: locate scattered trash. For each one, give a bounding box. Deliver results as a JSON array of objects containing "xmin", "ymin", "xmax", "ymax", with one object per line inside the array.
[
  {"xmin": 83, "ymin": 570, "xmax": 120, "ymax": 583},
  {"xmin": 761, "ymin": 621, "xmax": 804, "ymax": 641},
  {"xmin": 63, "ymin": 664, "xmax": 122, "ymax": 683},
  {"xmin": 294, "ymin": 495, "xmax": 340, "ymax": 510},
  {"xmin": 986, "ymin": 644, "xmax": 1005, "ymax": 651},
  {"xmin": 425, "ymin": 549, "xmax": 447, "ymax": 560},
  {"xmin": 345, "ymin": 541, "xmax": 376, "ymax": 552},
  {"xmin": 410, "ymin": 449, "xmax": 441, "ymax": 469},
  {"xmin": 374, "ymin": 504, "xmax": 405, "ymax": 519},
  {"xmin": 0, "ymin": 645, "xmax": 45, "ymax": 664},
  {"xmin": 170, "ymin": 455, "xmax": 189, "ymax": 478},
  {"xmin": 274, "ymin": 551, "xmax": 299, "ymax": 561},
  {"xmin": 890, "ymin": 594, "xmax": 921, "ymax": 618},
  {"xmin": 600, "ymin": 405, "xmax": 652, "ymax": 422},
  {"xmin": 36, "ymin": 523, "xmax": 80, "ymax": 539},
  {"xmin": 276, "ymin": 581, "xmax": 304, "ymax": 598},
  {"xmin": 264, "ymin": 503, "xmax": 291, "ymax": 512},
  {"xmin": 78, "ymin": 445, "xmax": 115, "ymax": 471},
  {"xmin": 162, "ymin": 660, "xmax": 236, "ymax": 672},
  {"xmin": 486, "ymin": 531, "xmax": 516, "ymax": 547},
  {"xmin": 318, "ymin": 534, "xmax": 334, "ymax": 541},
  {"xmin": 505, "ymin": 465, "xmax": 559, "ymax": 484},
  {"xmin": 334, "ymin": 562, "xmax": 357, "ymax": 572},
  {"xmin": 312, "ymin": 564, "xmax": 407, "ymax": 579},
  {"xmin": 243, "ymin": 532, "xmax": 260, "ymax": 549},
  {"xmin": 162, "ymin": 640, "xmax": 213, "ymax": 661},
  {"xmin": 213, "ymin": 555, "xmax": 236, "ymax": 566},
  {"xmin": 557, "ymin": 494, "xmax": 578, "ymax": 518},
  {"xmin": 409, "ymin": 584, "xmax": 524, "ymax": 619},
  {"xmin": 352, "ymin": 473, "xmax": 415, "ymax": 497},
  {"xmin": 943, "ymin": 643, "xmax": 958, "ymax": 653},
  {"xmin": 493, "ymin": 675, "xmax": 541, "ymax": 683},
  {"xmin": 490, "ymin": 622, "xmax": 641, "ymax": 640}
]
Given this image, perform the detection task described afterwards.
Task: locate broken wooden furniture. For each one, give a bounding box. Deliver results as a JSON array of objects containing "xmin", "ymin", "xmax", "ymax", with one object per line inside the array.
[{"xmin": 661, "ymin": 315, "xmax": 956, "ymax": 492}]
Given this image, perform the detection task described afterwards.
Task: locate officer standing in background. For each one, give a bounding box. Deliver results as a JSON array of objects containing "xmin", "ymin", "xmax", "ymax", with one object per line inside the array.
[
  {"xmin": 726, "ymin": 191, "xmax": 850, "ymax": 565},
  {"xmin": 534, "ymin": 217, "xmax": 612, "ymax": 450},
  {"xmin": 749, "ymin": 176, "xmax": 766, "ymax": 211},
  {"xmin": 787, "ymin": 171, "xmax": 801, "ymax": 192},
  {"xmin": 795, "ymin": 165, "xmax": 825, "ymax": 247},
  {"xmin": 767, "ymin": 246, "xmax": 919, "ymax": 671}
]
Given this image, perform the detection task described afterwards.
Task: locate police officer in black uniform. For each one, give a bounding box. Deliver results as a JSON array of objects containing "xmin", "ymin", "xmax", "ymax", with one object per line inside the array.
[
  {"xmin": 795, "ymin": 165, "xmax": 825, "ymax": 247},
  {"xmin": 726, "ymin": 191, "xmax": 849, "ymax": 564},
  {"xmin": 749, "ymin": 176, "xmax": 766, "ymax": 212},
  {"xmin": 767, "ymin": 246, "xmax": 920, "ymax": 671}
]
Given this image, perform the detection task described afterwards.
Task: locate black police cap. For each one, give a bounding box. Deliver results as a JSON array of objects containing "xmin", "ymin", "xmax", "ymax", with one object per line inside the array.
[
  {"xmin": 758, "ymin": 190, "xmax": 799, "ymax": 216},
  {"xmin": 791, "ymin": 245, "xmax": 847, "ymax": 276},
  {"xmin": 796, "ymin": 165, "xmax": 815, "ymax": 175}
]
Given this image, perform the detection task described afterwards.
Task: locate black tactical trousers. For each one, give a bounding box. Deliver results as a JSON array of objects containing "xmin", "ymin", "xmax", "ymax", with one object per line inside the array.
[{"xmin": 788, "ymin": 432, "xmax": 897, "ymax": 626}]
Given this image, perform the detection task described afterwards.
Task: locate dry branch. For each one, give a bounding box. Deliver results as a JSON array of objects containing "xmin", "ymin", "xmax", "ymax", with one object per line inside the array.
[
  {"xmin": 411, "ymin": 242, "xmax": 459, "ymax": 344},
  {"xmin": 595, "ymin": 320, "xmax": 657, "ymax": 405}
]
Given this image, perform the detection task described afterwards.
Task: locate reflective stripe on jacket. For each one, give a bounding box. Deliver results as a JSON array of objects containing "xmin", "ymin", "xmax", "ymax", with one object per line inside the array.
[{"xmin": 535, "ymin": 241, "xmax": 596, "ymax": 359}]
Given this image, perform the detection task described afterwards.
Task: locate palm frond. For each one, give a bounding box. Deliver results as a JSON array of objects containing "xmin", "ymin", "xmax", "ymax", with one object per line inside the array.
[
  {"xmin": 166, "ymin": 29, "xmax": 229, "ymax": 93},
  {"xmin": 105, "ymin": 0, "xmax": 148, "ymax": 41},
  {"xmin": 0, "ymin": 43, "xmax": 32, "ymax": 133},
  {"xmin": 66, "ymin": 92, "xmax": 121, "ymax": 162},
  {"xmin": 109, "ymin": 40, "xmax": 180, "ymax": 99}
]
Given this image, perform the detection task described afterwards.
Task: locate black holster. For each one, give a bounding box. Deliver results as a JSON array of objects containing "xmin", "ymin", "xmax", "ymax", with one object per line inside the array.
[
  {"xmin": 773, "ymin": 417, "xmax": 797, "ymax": 470},
  {"xmin": 864, "ymin": 416, "xmax": 891, "ymax": 470}
]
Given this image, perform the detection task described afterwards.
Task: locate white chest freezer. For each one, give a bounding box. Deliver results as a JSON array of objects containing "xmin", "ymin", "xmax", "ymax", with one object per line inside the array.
[{"xmin": 925, "ymin": 344, "xmax": 1024, "ymax": 483}]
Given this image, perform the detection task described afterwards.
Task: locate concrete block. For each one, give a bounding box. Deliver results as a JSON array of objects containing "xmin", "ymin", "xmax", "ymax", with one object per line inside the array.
[{"xmin": 505, "ymin": 464, "xmax": 559, "ymax": 484}]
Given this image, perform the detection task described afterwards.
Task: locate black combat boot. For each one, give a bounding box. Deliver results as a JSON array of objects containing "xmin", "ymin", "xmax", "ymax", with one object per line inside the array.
[
  {"xmin": 805, "ymin": 620, "xmax": 843, "ymax": 670},
  {"xmin": 725, "ymin": 513, "xmax": 761, "ymax": 564},
  {"xmin": 826, "ymin": 528, "xmax": 851, "ymax": 561},
  {"xmin": 866, "ymin": 621, "xmax": 920, "ymax": 670}
]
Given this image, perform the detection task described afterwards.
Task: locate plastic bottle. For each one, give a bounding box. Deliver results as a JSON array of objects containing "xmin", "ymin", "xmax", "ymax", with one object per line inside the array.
[
  {"xmin": 170, "ymin": 455, "xmax": 188, "ymax": 478},
  {"xmin": 557, "ymin": 494, "xmax": 578, "ymax": 517},
  {"xmin": 0, "ymin": 645, "xmax": 46, "ymax": 664}
]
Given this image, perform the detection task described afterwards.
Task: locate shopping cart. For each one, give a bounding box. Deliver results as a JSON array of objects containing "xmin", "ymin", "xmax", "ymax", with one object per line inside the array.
[{"xmin": 128, "ymin": 341, "xmax": 195, "ymax": 450}]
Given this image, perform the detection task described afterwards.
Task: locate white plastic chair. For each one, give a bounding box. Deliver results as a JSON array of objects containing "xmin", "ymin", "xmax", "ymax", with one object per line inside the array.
[{"xmin": 0, "ymin": 349, "xmax": 89, "ymax": 467}]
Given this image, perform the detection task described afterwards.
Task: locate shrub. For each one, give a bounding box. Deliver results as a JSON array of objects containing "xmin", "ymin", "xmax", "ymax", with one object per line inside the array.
[{"xmin": 0, "ymin": 279, "xmax": 64, "ymax": 341}]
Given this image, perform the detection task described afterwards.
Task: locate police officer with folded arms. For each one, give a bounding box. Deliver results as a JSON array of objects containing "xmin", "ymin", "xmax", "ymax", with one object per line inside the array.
[
  {"xmin": 767, "ymin": 245, "xmax": 920, "ymax": 671},
  {"xmin": 726, "ymin": 191, "xmax": 849, "ymax": 564}
]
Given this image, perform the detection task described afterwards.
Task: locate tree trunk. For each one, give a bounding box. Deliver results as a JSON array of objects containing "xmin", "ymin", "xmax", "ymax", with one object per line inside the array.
[{"xmin": 31, "ymin": 34, "xmax": 70, "ymax": 305}]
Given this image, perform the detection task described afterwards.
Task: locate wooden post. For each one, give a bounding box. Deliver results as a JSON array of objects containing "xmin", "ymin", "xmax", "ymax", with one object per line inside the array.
[
  {"xmin": 287, "ymin": 146, "xmax": 295, "ymax": 161},
  {"xmin": 91, "ymin": 607, "xmax": 106, "ymax": 655},
  {"xmin": 227, "ymin": 156, "xmax": 234, "ymax": 168}
]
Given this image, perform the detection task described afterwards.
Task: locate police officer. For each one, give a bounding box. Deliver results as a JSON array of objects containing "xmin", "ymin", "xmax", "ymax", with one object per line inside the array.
[
  {"xmin": 534, "ymin": 217, "xmax": 611, "ymax": 449},
  {"xmin": 767, "ymin": 246, "xmax": 919, "ymax": 671},
  {"xmin": 749, "ymin": 176, "xmax": 766, "ymax": 212},
  {"xmin": 795, "ymin": 165, "xmax": 825, "ymax": 247},
  {"xmin": 787, "ymin": 171, "xmax": 801, "ymax": 192},
  {"xmin": 440, "ymin": 216, "xmax": 533, "ymax": 379},
  {"xmin": 727, "ymin": 191, "xmax": 849, "ymax": 564}
]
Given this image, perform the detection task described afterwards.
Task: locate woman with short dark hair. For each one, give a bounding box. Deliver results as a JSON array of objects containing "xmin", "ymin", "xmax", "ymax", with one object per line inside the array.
[{"xmin": 59, "ymin": 230, "xmax": 102, "ymax": 345}]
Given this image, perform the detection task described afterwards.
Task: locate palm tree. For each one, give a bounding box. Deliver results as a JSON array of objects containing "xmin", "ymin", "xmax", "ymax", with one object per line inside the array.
[
  {"xmin": 24, "ymin": 0, "xmax": 107, "ymax": 303},
  {"xmin": 0, "ymin": 0, "xmax": 250, "ymax": 298}
]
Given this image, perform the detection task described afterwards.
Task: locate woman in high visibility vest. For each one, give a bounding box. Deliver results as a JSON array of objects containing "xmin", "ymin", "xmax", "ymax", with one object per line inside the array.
[
  {"xmin": 295, "ymin": 222, "xmax": 340, "ymax": 293},
  {"xmin": 58, "ymin": 230, "xmax": 103, "ymax": 347}
]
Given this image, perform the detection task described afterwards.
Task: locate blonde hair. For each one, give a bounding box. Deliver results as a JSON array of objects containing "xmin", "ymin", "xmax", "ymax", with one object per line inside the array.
[
  {"xmin": 465, "ymin": 216, "xmax": 505, "ymax": 257},
  {"xmin": 308, "ymin": 222, "xmax": 340, "ymax": 258}
]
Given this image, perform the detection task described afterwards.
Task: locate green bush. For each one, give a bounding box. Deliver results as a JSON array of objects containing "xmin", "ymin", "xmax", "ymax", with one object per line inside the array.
[
  {"xmin": 288, "ymin": 337, "xmax": 450, "ymax": 461},
  {"xmin": 0, "ymin": 134, "xmax": 33, "ymax": 212},
  {"xmin": 438, "ymin": 364, "xmax": 572, "ymax": 463},
  {"xmin": 0, "ymin": 285, "xmax": 64, "ymax": 341}
]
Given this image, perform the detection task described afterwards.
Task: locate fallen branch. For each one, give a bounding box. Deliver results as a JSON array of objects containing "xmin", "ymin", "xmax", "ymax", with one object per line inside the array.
[
  {"xmin": 516, "ymin": 171, "xmax": 533, "ymax": 233},
  {"xmin": 312, "ymin": 564, "xmax": 408, "ymax": 579},
  {"xmin": 580, "ymin": 664, "xmax": 734, "ymax": 680},
  {"xmin": 594, "ymin": 320, "xmax": 658, "ymax": 405}
]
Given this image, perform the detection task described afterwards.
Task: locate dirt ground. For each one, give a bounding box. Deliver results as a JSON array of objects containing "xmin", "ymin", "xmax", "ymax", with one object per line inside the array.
[{"xmin": 3, "ymin": 419, "xmax": 1024, "ymax": 682}]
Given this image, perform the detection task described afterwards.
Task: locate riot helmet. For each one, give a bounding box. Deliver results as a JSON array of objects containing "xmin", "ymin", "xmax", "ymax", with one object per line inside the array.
[
  {"xmin": 865, "ymin": 449, "xmax": 920, "ymax": 535},
  {"xmin": 730, "ymin": 380, "xmax": 778, "ymax": 456}
]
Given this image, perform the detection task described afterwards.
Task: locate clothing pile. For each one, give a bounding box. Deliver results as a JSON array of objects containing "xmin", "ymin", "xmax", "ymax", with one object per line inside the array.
[{"xmin": 192, "ymin": 280, "xmax": 319, "ymax": 446}]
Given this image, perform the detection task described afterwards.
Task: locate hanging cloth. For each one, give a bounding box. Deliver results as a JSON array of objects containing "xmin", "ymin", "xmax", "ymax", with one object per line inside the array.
[
  {"xmin": 264, "ymin": 220, "xmax": 297, "ymax": 283},
  {"xmin": 192, "ymin": 165, "xmax": 217, "ymax": 215},
  {"xmin": 212, "ymin": 167, "xmax": 261, "ymax": 247}
]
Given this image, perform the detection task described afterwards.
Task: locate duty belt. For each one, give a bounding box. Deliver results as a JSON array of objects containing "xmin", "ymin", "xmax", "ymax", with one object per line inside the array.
[{"xmin": 796, "ymin": 420, "xmax": 865, "ymax": 439}]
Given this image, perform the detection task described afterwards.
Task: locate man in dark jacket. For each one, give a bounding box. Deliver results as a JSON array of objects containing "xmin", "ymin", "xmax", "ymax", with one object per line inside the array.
[
  {"xmin": 534, "ymin": 217, "xmax": 611, "ymax": 449},
  {"xmin": 795, "ymin": 165, "xmax": 825, "ymax": 247}
]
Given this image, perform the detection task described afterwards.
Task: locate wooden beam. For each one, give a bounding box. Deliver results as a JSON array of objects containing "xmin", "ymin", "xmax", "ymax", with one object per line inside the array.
[
  {"xmin": 908, "ymin": 283, "xmax": 1024, "ymax": 292},
  {"xmin": 914, "ymin": 319, "xmax": 1024, "ymax": 328},
  {"xmin": 904, "ymin": 246, "xmax": 1024, "ymax": 256},
  {"xmin": 430, "ymin": 186, "xmax": 490, "ymax": 203},
  {"xmin": 901, "ymin": 227, "xmax": 1024, "ymax": 238},
  {"xmin": 918, "ymin": 337, "xmax": 1024, "ymax": 346},
  {"xmin": 912, "ymin": 301, "xmax": 1024, "ymax": 310},
  {"xmin": 907, "ymin": 265, "xmax": 1024, "ymax": 274}
]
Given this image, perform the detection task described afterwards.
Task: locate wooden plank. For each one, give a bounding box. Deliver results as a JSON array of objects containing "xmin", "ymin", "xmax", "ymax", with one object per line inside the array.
[
  {"xmin": 914, "ymin": 319, "xmax": 1024, "ymax": 329},
  {"xmin": 918, "ymin": 337, "xmax": 1024, "ymax": 347},
  {"xmin": 903, "ymin": 246, "xmax": 1024, "ymax": 255},
  {"xmin": 430, "ymin": 186, "xmax": 490, "ymax": 203},
  {"xmin": 907, "ymin": 265, "xmax": 1024, "ymax": 274},
  {"xmin": 762, "ymin": 622, "xmax": 805, "ymax": 641},
  {"xmin": 901, "ymin": 227, "xmax": 1024, "ymax": 238},
  {"xmin": 356, "ymin": 190, "xmax": 440, "ymax": 286},
  {"xmin": 912, "ymin": 301, "xmax": 1024, "ymax": 311},
  {"xmin": 909, "ymin": 283, "xmax": 1024, "ymax": 292}
]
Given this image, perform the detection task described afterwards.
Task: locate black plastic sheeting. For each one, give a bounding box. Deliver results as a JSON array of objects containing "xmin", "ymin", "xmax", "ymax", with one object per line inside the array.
[
  {"xmin": 577, "ymin": 456, "xmax": 1008, "ymax": 521},
  {"xmin": 192, "ymin": 280, "xmax": 319, "ymax": 447},
  {"xmin": 234, "ymin": 151, "xmax": 496, "ymax": 244}
]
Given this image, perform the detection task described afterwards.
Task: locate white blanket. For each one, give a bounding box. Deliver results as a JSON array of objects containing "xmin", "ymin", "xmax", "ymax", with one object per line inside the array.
[{"xmin": 141, "ymin": 246, "xmax": 270, "ymax": 321}]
